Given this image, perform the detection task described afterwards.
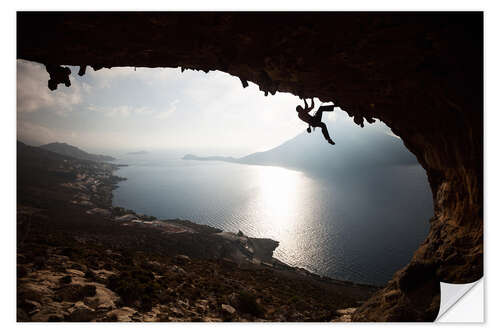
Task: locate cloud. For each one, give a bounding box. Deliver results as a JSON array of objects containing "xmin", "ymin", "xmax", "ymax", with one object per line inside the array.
[
  {"xmin": 81, "ymin": 82, "xmax": 92, "ymax": 94},
  {"xmin": 88, "ymin": 105, "xmax": 154, "ymax": 118},
  {"xmin": 155, "ymin": 99, "xmax": 180, "ymax": 119},
  {"xmin": 86, "ymin": 67, "xmax": 136, "ymax": 89},
  {"xmin": 17, "ymin": 121, "xmax": 61, "ymax": 145},
  {"xmin": 325, "ymin": 109, "xmax": 339, "ymax": 122},
  {"xmin": 17, "ymin": 60, "xmax": 84, "ymax": 115},
  {"xmin": 85, "ymin": 66, "xmax": 184, "ymax": 89}
]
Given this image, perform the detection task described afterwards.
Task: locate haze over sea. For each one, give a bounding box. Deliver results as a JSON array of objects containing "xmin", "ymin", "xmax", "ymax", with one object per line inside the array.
[{"xmin": 112, "ymin": 150, "xmax": 433, "ymax": 286}]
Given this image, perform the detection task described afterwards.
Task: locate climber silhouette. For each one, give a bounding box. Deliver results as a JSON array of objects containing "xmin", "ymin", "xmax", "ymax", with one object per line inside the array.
[{"xmin": 296, "ymin": 98, "xmax": 335, "ymax": 145}]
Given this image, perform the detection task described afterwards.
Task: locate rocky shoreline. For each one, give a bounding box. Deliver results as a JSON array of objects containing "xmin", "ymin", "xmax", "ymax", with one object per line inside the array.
[
  {"xmin": 69, "ymin": 161, "xmax": 282, "ymax": 266},
  {"xmin": 17, "ymin": 144, "xmax": 378, "ymax": 322}
]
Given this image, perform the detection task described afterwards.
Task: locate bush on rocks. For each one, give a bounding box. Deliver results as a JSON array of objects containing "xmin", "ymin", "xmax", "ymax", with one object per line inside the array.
[
  {"xmin": 107, "ymin": 269, "xmax": 160, "ymax": 311},
  {"xmin": 235, "ymin": 291, "xmax": 264, "ymax": 317},
  {"xmin": 56, "ymin": 284, "xmax": 97, "ymax": 302}
]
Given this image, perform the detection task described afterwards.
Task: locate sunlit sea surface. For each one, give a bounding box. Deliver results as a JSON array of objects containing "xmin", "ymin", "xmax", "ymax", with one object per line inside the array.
[{"xmin": 112, "ymin": 152, "xmax": 433, "ymax": 286}]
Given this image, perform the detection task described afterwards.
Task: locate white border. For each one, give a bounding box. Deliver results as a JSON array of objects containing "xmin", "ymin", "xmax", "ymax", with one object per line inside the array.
[{"xmin": 3, "ymin": 1, "xmax": 498, "ymax": 332}]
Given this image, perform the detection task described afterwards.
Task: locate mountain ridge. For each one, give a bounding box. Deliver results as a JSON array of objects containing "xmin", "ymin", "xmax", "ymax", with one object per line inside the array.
[{"xmin": 39, "ymin": 142, "xmax": 115, "ymax": 162}]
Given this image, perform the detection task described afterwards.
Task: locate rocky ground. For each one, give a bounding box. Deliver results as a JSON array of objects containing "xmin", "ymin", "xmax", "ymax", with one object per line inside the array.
[{"xmin": 17, "ymin": 142, "xmax": 378, "ymax": 322}]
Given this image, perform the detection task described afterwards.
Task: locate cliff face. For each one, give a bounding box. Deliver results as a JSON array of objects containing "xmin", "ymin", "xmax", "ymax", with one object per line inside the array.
[{"xmin": 17, "ymin": 12, "xmax": 483, "ymax": 321}]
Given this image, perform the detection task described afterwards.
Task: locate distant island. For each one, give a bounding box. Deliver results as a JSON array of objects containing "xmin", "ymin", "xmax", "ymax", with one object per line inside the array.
[
  {"xmin": 183, "ymin": 119, "xmax": 418, "ymax": 176},
  {"xmin": 39, "ymin": 142, "xmax": 115, "ymax": 162},
  {"xmin": 183, "ymin": 154, "xmax": 236, "ymax": 163},
  {"xmin": 127, "ymin": 150, "xmax": 149, "ymax": 155}
]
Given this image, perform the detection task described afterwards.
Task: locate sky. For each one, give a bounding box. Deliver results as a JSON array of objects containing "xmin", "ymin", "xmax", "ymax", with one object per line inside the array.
[{"xmin": 17, "ymin": 59, "xmax": 392, "ymax": 156}]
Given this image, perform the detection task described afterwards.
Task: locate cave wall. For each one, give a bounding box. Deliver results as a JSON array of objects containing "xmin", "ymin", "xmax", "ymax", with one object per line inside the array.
[{"xmin": 17, "ymin": 12, "xmax": 483, "ymax": 321}]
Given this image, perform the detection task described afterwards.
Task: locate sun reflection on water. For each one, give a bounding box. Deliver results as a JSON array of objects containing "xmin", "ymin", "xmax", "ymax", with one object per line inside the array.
[
  {"xmin": 257, "ymin": 166, "xmax": 301, "ymax": 225},
  {"xmin": 243, "ymin": 165, "xmax": 320, "ymax": 262}
]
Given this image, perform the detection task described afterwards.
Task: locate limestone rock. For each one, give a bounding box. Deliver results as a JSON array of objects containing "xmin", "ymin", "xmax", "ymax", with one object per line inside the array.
[
  {"xmin": 221, "ymin": 304, "xmax": 236, "ymax": 315},
  {"xmin": 84, "ymin": 284, "xmax": 119, "ymax": 311},
  {"xmin": 169, "ymin": 306, "xmax": 184, "ymax": 317},
  {"xmin": 67, "ymin": 301, "xmax": 96, "ymax": 322},
  {"xmin": 174, "ymin": 254, "xmax": 191, "ymax": 265},
  {"xmin": 30, "ymin": 301, "xmax": 70, "ymax": 322},
  {"xmin": 86, "ymin": 208, "xmax": 111, "ymax": 217},
  {"xmin": 170, "ymin": 265, "xmax": 186, "ymax": 275},
  {"xmin": 106, "ymin": 307, "xmax": 137, "ymax": 322},
  {"xmin": 114, "ymin": 214, "xmax": 137, "ymax": 222}
]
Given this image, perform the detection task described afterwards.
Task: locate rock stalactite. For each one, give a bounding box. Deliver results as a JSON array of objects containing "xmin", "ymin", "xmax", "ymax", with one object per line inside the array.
[
  {"xmin": 45, "ymin": 64, "xmax": 72, "ymax": 91},
  {"xmin": 17, "ymin": 12, "xmax": 483, "ymax": 321}
]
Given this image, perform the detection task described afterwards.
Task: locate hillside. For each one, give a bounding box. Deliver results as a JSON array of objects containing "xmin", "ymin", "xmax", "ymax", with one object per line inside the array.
[{"xmin": 39, "ymin": 142, "xmax": 115, "ymax": 162}]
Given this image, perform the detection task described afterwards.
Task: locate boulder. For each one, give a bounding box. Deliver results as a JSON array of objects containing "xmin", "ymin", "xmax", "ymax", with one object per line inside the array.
[
  {"xmin": 30, "ymin": 302, "xmax": 69, "ymax": 322},
  {"xmin": 195, "ymin": 300, "xmax": 209, "ymax": 313},
  {"xmin": 333, "ymin": 307, "xmax": 357, "ymax": 322},
  {"xmin": 18, "ymin": 282, "xmax": 53, "ymax": 302},
  {"xmin": 66, "ymin": 301, "xmax": 96, "ymax": 322},
  {"xmin": 84, "ymin": 285, "xmax": 119, "ymax": 311},
  {"xmin": 86, "ymin": 208, "xmax": 111, "ymax": 217},
  {"xmin": 114, "ymin": 214, "xmax": 137, "ymax": 222},
  {"xmin": 174, "ymin": 254, "xmax": 191, "ymax": 265},
  {"xmin": 56, "ymin": 284, "xmax": 96, "ymax": 302},
  {"xmin": 169, "ymin": 265, "xmax": 186, "ymax": 275},
  {"xmin": 106, "ymin": 307, "xmax": 137, "ymax": 322},
  {"xmin": 169, "ymin": 306, "xmax": 184, "ymax": 317},
  {"xmin": 65, "ymin": 268, "xmax": 86, "ymax": 277},
  {"xmin": 221, "ymin": 304, "xmax": 236, "ymax": 315}
]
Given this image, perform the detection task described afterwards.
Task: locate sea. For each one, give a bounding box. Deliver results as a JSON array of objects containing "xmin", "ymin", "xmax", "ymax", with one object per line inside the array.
[{"xmin": 112, "ymin": 151, "xmax": 433, "ymax": 286}]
